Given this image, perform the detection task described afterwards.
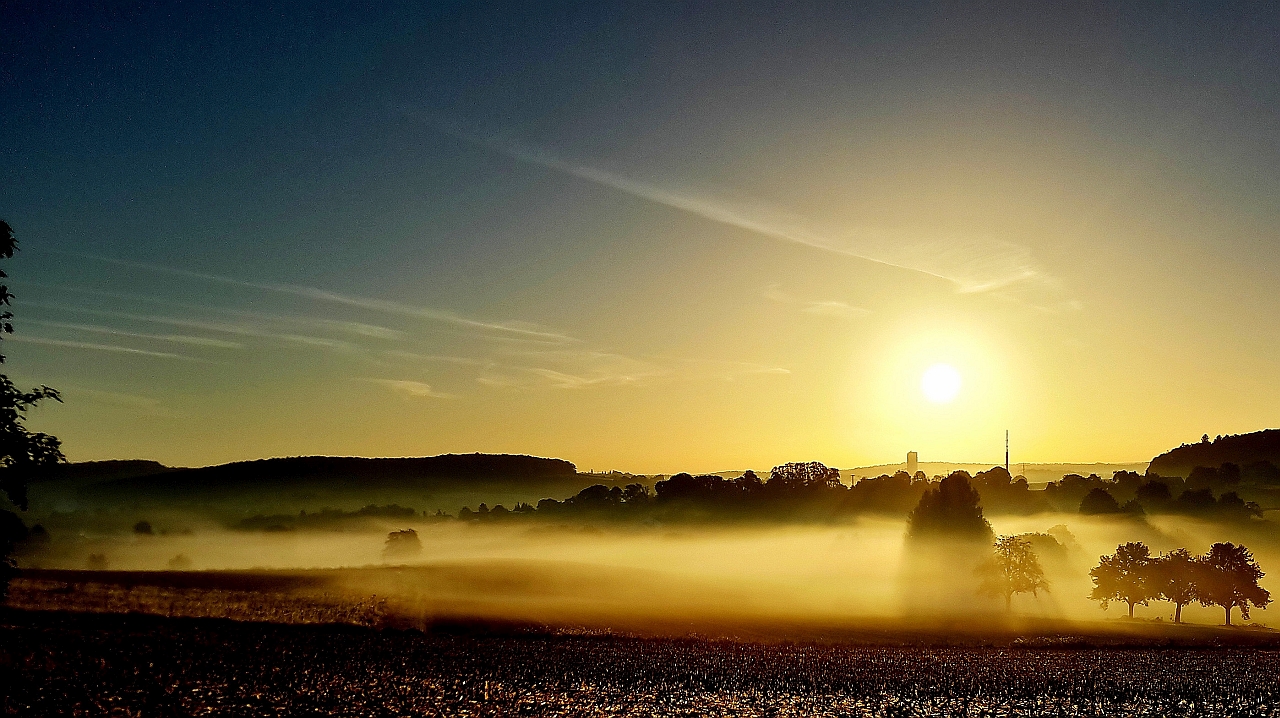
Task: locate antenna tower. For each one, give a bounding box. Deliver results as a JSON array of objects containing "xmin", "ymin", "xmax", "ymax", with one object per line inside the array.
[{"xmin": 1005, "ymin": 430, "xmax": 1010, "ymax": 474}]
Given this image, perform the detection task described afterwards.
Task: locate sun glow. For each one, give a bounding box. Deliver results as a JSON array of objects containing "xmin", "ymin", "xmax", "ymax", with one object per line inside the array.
[{"xmin": 921, "ymin": 363, "xmax": 962, "ymax": 404}]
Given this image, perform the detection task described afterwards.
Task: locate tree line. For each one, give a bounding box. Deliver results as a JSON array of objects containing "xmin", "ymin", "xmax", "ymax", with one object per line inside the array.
[
  {"xmin": 1064, "ymin": 467, "xmax": 1266, "ymax": 520},
  {"xmin": 454, "ymin": 464, "xmax": 1044, "ymax": 524},
  {"xmin": 897, "ymin": 471, "xmax": 1273, "ymax": 625},
  {"xmin": 1089, "ymin": 541, "xmax": 1270, "ymax": 625},
  {"xmin": 449, "ymin": 462, "xmax": 1275, "ymax": 526}
]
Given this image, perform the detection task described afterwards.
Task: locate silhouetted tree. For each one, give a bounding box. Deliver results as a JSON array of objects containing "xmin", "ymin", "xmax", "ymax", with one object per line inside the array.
[
  {"xmin": 1150, "ymin": 548, "xmax": 1200, "ymax": 624},
  {"xmin": 1197, "ymin": 542, "xmax": 1270, "ymax": 625},
  {"xmin": 622, "ymin": 482, "xmax": 650, "ymax": 503},
  {"xmin": 1219, "ymin": 462, "xmax": 1242, "ymax": 487},
  {"xmin": 971, "ymin": 466, "xmax": 1042, "ymax": 514},
  {"xmin": 907, "ymin": 472, "xmax": 993, "ymax": 540},
  {"xmin": 0, "ymin": 221, "xmax": 64, "ymax": 597},
  {"xmin": 1090, "ymin": 542, "xmax": 1154, "ymax": 617},
  {"xmin": 1175, "ymin": 488, "xmax": 1217, "ymax": 512},
  {"xmin": 734, "ymin": 470, "xmax": 763, "ymax": 493},
  {"xmin": 1215, "ymin": 491, "xmax": 1264, "ymax": 519},
  {"xmin": 768, "ymin": 462, "xmax": 842, "ymax": 490},
  {"xmin": 1240, "ymin": 460, "xmax": 1280, "ymax": 485},
  {"xmin": 1135, "ymin": 480, "xmax": 1172, "ymax": 505},
  {"xmin": 1079, "ymin": 488, "xmax": 1121, "ymax": 514},
  {"xmin": 382, "ymin": 529, "xmax": 422, "ymax": 560},
  {"xmin": 977, "ymin": 535, "xmax": 1050, "ymax": 609},
  {"xmin": 1043, "ymin": 473, "xmax": 1108, "ymax": 511}
]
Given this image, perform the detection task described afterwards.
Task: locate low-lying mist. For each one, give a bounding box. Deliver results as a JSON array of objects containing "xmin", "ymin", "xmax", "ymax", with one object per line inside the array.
[{"xmin": 18, "ymin": 510, "xmax": 1280, "ymax": 633}]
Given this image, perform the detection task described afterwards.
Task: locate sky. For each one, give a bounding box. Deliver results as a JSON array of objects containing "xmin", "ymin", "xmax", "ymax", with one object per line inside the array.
[{"xmin": 2, "ymin": 1, "xmax": 1279, "ymax": 472}]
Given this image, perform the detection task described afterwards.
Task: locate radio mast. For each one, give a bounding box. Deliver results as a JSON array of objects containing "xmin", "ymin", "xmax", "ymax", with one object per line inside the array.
[{"xmin": 1005, "ymin": 430, "xmax": 1010, "ymax": 474}]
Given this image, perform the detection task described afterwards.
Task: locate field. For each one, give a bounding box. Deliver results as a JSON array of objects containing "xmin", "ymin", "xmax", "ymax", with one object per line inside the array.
[
  {"xmin": 7, "ymin": 568, "xmax": 1280, "ymax": 716},
  {"xmin": 5, "ymin": 608, "xmax": 1280, "ymax": 717}
]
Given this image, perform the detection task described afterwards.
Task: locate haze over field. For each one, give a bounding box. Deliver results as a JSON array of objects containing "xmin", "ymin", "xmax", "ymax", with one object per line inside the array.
[{"xmin": 16, "ymin": 509, "xmax": 1280, "ymax": 632}]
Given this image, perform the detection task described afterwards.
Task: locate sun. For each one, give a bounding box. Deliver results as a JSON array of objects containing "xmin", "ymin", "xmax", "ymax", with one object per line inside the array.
[{"xmin": 921, "ymin": 363, "xmax": 962, "ymax": 403}]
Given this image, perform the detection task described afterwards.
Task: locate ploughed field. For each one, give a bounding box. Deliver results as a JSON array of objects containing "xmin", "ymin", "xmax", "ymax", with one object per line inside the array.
[{"xmin": 4, "ymin": 610, "xmax": 1280, "ymax": 717}]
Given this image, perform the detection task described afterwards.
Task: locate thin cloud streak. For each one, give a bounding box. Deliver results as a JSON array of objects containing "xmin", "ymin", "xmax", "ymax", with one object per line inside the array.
[
  {"xmin": 763, "ymin": 284, "xmax": 871, "ymax": 319},
  {"xmin": 58, "ymin": 384, "xmax": 188, "ymax": 419},
  {"xmin": 8, "ymin": 335, "xmax": 199, "ymax": 360},
  {"xmin": 384, "ymin": 350, "xmax": 496, "ymax": 367},
  {"xmin": 277, "ymin": 284, "xmax": 575, "ymax": 343},
  {"xmin": 360, "ymin": 378, "xmax": 453, "ymax": 399},
  {"xmin": 23, "ymin": 302, "xmax": 341, "ymax": 347},
  {"xmin": 25, "ymin": 319, "xmax": 244, "ymax": 349},
  {"xmin": 23, "ymin": 282, "xmax": 410, "ymax": 342},
  {"xmin": 54, "ymin": 251, "xmax": 576, "ymax": 343},
  {"xmin": 439, "ymin": 126, "xmax": 1054, "ymax": 297}
]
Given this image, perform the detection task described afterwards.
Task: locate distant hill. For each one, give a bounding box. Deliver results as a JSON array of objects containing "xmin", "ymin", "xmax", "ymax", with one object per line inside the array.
[
  {"xmin": 40, "ymin": 460, "xmax": 172, "ymax": 484},
  {"xmin": 82, "ymin": 454, "xmax": 579, "ymax": 499},
  {"xmin": 1148, "ymin": 429, "xmax": 1280, "ymax": 478}
]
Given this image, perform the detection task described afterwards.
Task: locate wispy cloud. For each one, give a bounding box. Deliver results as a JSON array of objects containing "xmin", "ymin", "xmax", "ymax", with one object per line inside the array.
[
  {"xmin": 55, "ymin": 252, "xmax": 577, "ymax": 343},
  {"xmin": 281, "ymin": 334, "xmax": 359, "ymax": 351},
  {"xmin": 802, "ymin": 301, "xmax": 869, "ymax": 318},
  {"xmin": 59, "ymin": 385, "xmax": 188, "ymax": 418},
  {"xmin": 275, "ymin": 284, "xmax": 575, "ymax": 343},
  {"xmin": 475, "ymin": 348, "xmax": 788, "ymax": 390},
  {"xmin": 320, "ymin": 320, "xmax": 406, "ymax": 341},
  {"xmin": 23, "ymin": 282, "xmax": 410, "ymax": 342},
  {"xmin": 24, "ymin": 302, "xmax": 375, "ymax": 353},
  {"xmin": 478, "ymin": 349, "xmax": 665, "ymax": 390},
  {"xmin": 763, "ymin": 284, "xmax": 870, "ymax": 319},
  {"xmin": 8, "ymin": 335, "xmax": 199, "ymax": 361},
  {"xmin": 39, "ymin": 253, "xmax": 790, "ymax": 394},
  {"xmin": 384, "ymin": 350, "xmax": 496, "ymax": 367},
  {"xmin": 25, "ymin": 319, "xmax": 244, "ymax": 349},
  {"xmin": 360, "ymin": 378, "xmax": 453, "ymax": 399},
  {"xmin": 436, "ymin": 126, "xmax": 1059, "ymax": 299}
]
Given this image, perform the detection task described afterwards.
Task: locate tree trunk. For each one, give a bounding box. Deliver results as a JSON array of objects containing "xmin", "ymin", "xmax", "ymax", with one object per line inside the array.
[
  {"xmin": 1128, "ymin": 602, "xmax": 1135, "ymax": 618},
  {"xmin": 1225, "ymin": 606, "xmax": 1232, "ymax": 626},
  {"xmin": 1006, "ymin": 593, "xmax": 1012, "ymax": 611},
  {"xmin": 1174, "ymin": 603, "xmax": 1182, "ymax": 624}
]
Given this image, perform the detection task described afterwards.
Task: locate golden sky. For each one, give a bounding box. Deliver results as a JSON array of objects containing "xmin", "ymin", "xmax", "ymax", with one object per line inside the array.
[{"xmin": 5, "ymin": 3, "xmax": 1279, "ymax": 471}]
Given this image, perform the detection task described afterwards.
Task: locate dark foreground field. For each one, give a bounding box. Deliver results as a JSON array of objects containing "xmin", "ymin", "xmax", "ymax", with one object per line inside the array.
[{"xmin": 4, "ymin": 609, "xmax": 1280, "ymax": 717}]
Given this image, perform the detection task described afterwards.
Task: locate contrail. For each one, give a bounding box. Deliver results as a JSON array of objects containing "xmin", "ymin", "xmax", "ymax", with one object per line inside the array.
[
  {"xmin": 432, "ymin": 121, "xmax": 1049, "ymax": 296},
  {"xmin": 499, "ymin": 142, "xmax": 948, "ymax": 281}
]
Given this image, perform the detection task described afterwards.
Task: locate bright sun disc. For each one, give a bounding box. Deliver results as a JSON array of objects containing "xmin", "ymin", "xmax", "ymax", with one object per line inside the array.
[{"xmin": 921, "ymin": 363, "xmax": 961, "ymax": 403}]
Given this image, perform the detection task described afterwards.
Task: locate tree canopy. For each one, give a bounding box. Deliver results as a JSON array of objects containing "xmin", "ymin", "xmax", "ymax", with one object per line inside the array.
[
  {"xmin": 0, "ymin": 220, "xmax": 65, "ymax": 596},
  {"xmin": 1150, "ymin": 548, "xmax": 1200, "ymax": 624},
  {"xmin": 1089, "ymin": 542, "xmax": 1153, "ymax": 617},
  {"xmin": 977, "ymin": 535, "xmax": 1050, "ymax": 609},
  {"xmin": 1197, "ymin": 542, "xmax": 1270, "ymax": 625},
  {"xmin": 1089, "ymin": 541, "xmax": 1270, "ymax": 625},
  {"xmin": 906, "ymin": 472, "xmax": 993, "ymax": 541}
]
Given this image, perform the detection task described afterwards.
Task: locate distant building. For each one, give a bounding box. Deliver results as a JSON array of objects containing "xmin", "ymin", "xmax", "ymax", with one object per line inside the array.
[{"xmin": 907, "ymin": 451, "xmax": 918, "ymax": 475}]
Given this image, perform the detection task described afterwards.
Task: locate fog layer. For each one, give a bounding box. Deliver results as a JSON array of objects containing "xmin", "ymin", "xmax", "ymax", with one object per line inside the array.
[{"xmin": 20, "ymin": 512, "xmax": 1280, "ymax": 631}]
